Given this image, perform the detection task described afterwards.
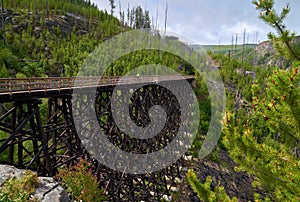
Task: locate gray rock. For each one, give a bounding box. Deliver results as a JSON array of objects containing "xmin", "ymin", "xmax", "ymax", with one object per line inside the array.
[
  {"xmin": 0, "ymin": 164, "xmax": 20, "ymax": 185},
  {"xmin": 0, "ymin": 164, "xmax": 70, "ymax": 202}
]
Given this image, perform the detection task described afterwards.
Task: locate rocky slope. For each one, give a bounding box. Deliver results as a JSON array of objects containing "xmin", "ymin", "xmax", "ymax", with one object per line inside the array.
[
  {"xmin": 249, "ymin": 36, "xmax": 300, "ymax": 68},
  {"xmin": 1, "ymin": 8, "xmax": 96, "ymax": 38},
  {"xmin": 249, "ymin": 40, "xmax": 288, "ymax": 68}
]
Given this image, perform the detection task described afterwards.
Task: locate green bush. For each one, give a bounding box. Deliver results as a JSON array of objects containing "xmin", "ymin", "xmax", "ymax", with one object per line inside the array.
[
  {"xmin": 0, "ymin": 48, "xmax": 20, "ymax": 76},
  {"xmin": 57, "ymin": 158, "xmax": 107, "ymax": 202},
  {"xmin": 187, "ymin": 169, "xmax": 237, "ymax": 202},
  {"xmin": 0, "ymin": 170, "xmax": 38, "ymax": 202}
]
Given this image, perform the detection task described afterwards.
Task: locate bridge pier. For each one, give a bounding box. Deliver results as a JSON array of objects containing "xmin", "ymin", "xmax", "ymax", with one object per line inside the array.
[
  {"xmin": 0, "ymin": 99, "xmax": 52, "ymax": 175},
  {"xmin": 45, "ymin": 96, "xmax": 85, "ymax": 172},
  {"xmin": 0, "ymin": 96, "xmax": 85, "ymax": 176},
  {"xmin": 78, "ymin": 84, "xmax": 189, "ymax": 201},
  {"xmin": 0, "ymin": 76, "xmax": 196, "ymax": 201}
]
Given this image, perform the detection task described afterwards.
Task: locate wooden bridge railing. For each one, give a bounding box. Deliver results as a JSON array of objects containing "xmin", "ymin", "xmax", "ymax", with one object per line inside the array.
[{"xmin": 0, "ymin": 75, "xmax": 194, "ymax": 95}]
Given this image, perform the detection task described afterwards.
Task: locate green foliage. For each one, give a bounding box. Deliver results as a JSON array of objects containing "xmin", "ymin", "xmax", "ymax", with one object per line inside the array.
[
  {"xmin": 253, "ymin": 0, "xmax": 300, "ymax": 61},
  {"xmin": 0, "ymin": 170, "xmax": 38, "ymax": 202},
  {"xmin": 216, "ymin": 2, "xmax": 300, "ymax": 200},
  {"xmin": 16, "ymin": 72, "xmax": 27, "ymax": 78},
  {"xmin": 0, "ymin": 0, "xmax": 155, "ymax": 78},
  {"xmin": 57, "ymin": 158, "xmax": 107, "ymax": 202},
  {"xmin": 0, "ymin": 48, "xmax": 20, "ymax": 76},
  {"xmin": 222, "ymin": 66, "xmax": 300, "ymax": 201},
  {"xmin": 187, "ymin": 169, "xmax": 237, "ymax": 202},
  {"xmin": 190, "ymin": 2, "xmax": 300, "ymax": 200},
  {"xmin": 0, "ymin": 0, "xmax": 124, "ymax": 77},
  {"xmin": 189, "ymin": 72, "xmax": 211, "ymax": 157},
  {"xmin": 133, "ymin": 6, "xmax": 151, "ymax": 29},
  {"xmin": 211, "ymin": 50, "xmax": 269, "ymax": 105},
  {"xmin": 194, "ymin": 44, "xmax": 255, "ymax": 56},
  {"xmin": 0, "ymin": 64, "xmax": 8, "ymax": 77}
]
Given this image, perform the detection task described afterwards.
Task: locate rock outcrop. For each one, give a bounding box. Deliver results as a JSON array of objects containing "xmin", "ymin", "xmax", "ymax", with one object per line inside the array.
[
  {"xmin": 0, "ymin": 164, "xmax": 69, "ymax": 202},
  {"xmin": 249, "ymin": 40, "xmax": 289, "ymax": 68},
  {"xmin": 249, "ymin": 36, "xmax": 300, "ymax": 69},
  {"xmin": 0, "ymin": 8, "xmax": 91, "ymax": 38}
]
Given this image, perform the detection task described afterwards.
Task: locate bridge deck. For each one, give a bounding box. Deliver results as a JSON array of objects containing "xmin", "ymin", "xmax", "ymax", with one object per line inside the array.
[{"xmin": 0, "ymin": 75, "xmax": 194, "ymax": 102}]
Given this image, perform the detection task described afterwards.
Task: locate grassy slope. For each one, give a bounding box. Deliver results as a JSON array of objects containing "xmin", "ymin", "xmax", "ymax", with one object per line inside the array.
[{"xmin": 191, "ymin": 44, "xmax": 256, "ymax": 54}]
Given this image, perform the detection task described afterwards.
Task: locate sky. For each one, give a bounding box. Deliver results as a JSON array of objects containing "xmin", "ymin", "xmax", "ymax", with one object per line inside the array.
[{"xmin": 92, "ymin": 0, "xmax": 300, "ymax": 45}]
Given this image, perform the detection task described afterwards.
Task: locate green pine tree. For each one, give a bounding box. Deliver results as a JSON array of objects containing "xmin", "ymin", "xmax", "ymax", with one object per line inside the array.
[
  {"xmin": 253, "ymin": 0, "xmax": 300, "ymax": 61},
  {"xmin": 187, "ymin": 169, "xmax": 237, "ymax": 202},
  {"xmin": 222, "ymin": 66, "xmax": 300, "ymax": 201}
]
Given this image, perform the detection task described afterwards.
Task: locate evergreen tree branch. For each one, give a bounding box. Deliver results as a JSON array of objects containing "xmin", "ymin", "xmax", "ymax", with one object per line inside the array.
[{"xmin": 252, "ymin": 0, "xmax": 300, "ymax": 61}]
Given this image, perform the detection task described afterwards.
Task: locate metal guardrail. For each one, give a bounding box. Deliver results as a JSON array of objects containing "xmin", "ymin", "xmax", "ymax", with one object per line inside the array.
[{"xmin": 0, "ymin": 75, "xmax": 194, "ymax": 95}]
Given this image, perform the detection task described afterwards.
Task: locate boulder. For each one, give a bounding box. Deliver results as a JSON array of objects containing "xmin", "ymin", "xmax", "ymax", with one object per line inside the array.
[{"xmin": 0, "ymin": 164, "xmax": 69, "ymax": 202}]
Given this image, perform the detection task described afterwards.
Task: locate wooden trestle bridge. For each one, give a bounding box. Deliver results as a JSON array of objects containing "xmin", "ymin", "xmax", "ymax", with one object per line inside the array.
[{"xmin": 0, "ymin": 75, "xmax": 195, "ymax": 201}]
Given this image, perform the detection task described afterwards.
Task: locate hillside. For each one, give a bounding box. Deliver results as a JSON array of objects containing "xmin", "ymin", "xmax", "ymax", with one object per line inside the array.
[
  {"xmin": 191, "ymin": 44, "xmax": 256, "ymax": 55},
  {"xmin": 0, "ymin": 0, "xmax": 299, "ymax": 201},
  {"xmin": 0, "ymin": 0, "xmax": 124, "ymax": 77},
  {"xmin": 247, "ymin": 37, "xmax": 300, "ymax": 68},
  {"xmin": 192, "ymin": 36, "xmax": 300, "ymax": 69}
]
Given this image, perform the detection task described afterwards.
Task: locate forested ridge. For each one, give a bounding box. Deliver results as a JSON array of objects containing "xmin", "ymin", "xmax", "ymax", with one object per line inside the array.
[
  {"xmin": 0, "ymin": 0, "xmax": 299, "ymax": 201},
  {"xmin": 0, "ymin": 0, "xmax": 154, "ymax": 78}
]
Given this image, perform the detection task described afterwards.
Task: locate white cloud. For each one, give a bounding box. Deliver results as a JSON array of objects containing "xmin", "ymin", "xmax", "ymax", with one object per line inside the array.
[{"xmin": 92, "ymin": 0, "xmax": 300, "ymax": 45}]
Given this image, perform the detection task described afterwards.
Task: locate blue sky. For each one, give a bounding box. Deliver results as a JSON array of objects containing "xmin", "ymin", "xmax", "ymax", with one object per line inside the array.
[{"xmin": 92, "ymin": 0, "xmax": 300, "ymax": 45}]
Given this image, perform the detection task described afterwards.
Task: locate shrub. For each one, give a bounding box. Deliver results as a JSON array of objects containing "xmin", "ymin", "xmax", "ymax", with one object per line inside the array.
[
  {"xmin": 57, "ymin": 158, "xmax": 107, "ymax": 202},
  {"xmin": 0, "ymin": 170, "xmax": 38, "ymax": 202},
  {"xmin": 187, "ymin": 169, "xmax": 237, "ymax": 202}
]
